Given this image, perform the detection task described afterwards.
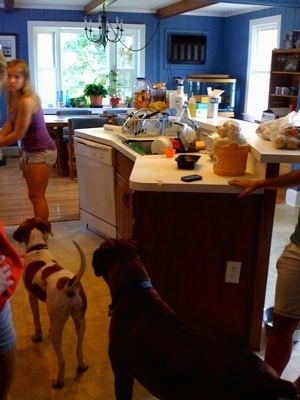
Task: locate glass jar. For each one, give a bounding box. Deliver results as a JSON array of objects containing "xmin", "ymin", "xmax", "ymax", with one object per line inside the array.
[
  {"xmin": 151, "ymin": 82, "xmax": 167, "ymax": 103},
  {"xmin": 133, "ymin": 77, "xmax": 151, "ymax": 109}
]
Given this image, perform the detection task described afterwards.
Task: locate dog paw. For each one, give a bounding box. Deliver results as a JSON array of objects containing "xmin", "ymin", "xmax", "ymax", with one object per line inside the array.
[
  {"xmin": 52, "ymin": 379, "xmax": 64, "ymax": 389},
  {"xmin": 77, "ymin": 362, "xmax": 89, "ymax": 373},
  {"xmin": 31, "ymin": 334, "xmax": 42, "ymax": 343}
]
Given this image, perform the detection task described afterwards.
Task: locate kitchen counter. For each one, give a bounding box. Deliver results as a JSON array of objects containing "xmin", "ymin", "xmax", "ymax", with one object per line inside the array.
[
  {"xmin": 74, "ymin": 117, "xmax": 300, "ymax": 351},
  {"xmin": 74, "ymin": 118, "xmax": 300, "ymax": 192}
]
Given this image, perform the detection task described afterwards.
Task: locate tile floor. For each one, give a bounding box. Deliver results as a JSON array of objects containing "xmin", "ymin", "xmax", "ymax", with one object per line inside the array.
[{"xmin": 5, "ymin": 200, "xmax": 300, "ymax": 399}]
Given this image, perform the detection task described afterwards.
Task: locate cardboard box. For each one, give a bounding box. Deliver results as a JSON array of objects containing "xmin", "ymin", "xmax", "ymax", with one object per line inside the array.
[{"xmin": 261, "ymin": 108, "xmax": 290, "ymax": 122}]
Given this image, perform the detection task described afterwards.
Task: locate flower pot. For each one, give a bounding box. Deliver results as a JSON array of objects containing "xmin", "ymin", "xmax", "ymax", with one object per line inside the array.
[
  {"xmin": 90, "ymin": 95, "xmax": 103, "ymax": 107},
  {"xmin": 110, "ymin": 96, "xmax": 121, "ymax": 108}
]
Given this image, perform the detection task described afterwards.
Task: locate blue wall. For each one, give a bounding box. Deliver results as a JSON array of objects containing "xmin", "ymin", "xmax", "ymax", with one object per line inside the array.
[{"xmin": 0, "ymin": 5, "xmax": 299, "ymax": 121}]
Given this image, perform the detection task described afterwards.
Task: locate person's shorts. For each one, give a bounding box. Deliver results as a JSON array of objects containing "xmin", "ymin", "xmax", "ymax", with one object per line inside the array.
[
  {"xmin": 274, "ymin": 241, "xmax": 300, "ymax": 318},
  {"xmin": 0, "ymin": 300, "xmax": 16, "ymax": 354},
  {"xmin": 22, "ymin": 149, "xmax": 57, "ymax": 167}
]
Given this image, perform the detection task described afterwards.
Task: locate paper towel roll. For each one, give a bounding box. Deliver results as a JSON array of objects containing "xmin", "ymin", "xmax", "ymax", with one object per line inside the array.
[{"xmin": 151, "ymin": 137, "xmax": 173, "ymax": 154}]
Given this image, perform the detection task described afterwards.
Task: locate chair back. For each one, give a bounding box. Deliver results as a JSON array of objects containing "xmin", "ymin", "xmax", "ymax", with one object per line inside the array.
[
  {"xmin": 67, "ymin": 116, "xmax": 106, "ymax": 180},
  {"xmin": 68, "ymin": 116, "xmax": 106, "ymax": 131},
  {"xmin": 56, "ymin": 109, "xmax": 92, "ymax": 116}
]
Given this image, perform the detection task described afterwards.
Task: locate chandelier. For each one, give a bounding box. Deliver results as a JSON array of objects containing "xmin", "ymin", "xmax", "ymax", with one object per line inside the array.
[{"xmin": 84, "ymin": 5, "xmax": 124, "ymax": 50}]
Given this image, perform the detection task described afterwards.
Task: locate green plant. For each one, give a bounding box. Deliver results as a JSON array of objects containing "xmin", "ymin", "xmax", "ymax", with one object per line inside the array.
[
  {"xmin": 69, "ymin": 96, "xmax": 87, "ymax": 107},
  {"xmin": 107, "ymin": 69, "xmax": 123, "ymax": 97},
  {"xmin": 83, "ymin": 81, "xmax": 108, "ymax": 98},
  {"xmin": 125, "ymin": 96, "xmax": 133, "ymax": 104}
]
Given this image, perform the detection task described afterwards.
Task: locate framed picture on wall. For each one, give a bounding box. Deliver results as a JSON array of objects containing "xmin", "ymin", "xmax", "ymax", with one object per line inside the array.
[{"xmin": 0, "ymin": 34, "xmax": 17, "ymax": 61}]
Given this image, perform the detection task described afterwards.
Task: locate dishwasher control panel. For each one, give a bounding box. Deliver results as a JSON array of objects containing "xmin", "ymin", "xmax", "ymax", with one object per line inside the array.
[{"xmin": 74, "ymin": 137, "xmax": 113, "ymax": 166}]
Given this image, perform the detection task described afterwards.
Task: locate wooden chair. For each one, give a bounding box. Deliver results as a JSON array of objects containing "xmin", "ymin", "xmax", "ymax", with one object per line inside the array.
[{"xmin": 67, "ymin": 117, "xmax": 106, "ymax": 180}]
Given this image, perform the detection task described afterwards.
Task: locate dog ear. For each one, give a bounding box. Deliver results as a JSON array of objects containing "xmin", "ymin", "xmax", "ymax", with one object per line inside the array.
[
  {"xmin": 35, "ymin": 218, "xmax": 53, "ymax": 237},
  {"xmin": 13, "ymin": 225, "xmax": 25, "ymax": 243},
  {"xmin": 128, "ymin": 239, "xmax": 151, "ymax": 258},
  {"xmin": 92, "ymin": 247, "xmax": 118, "ymax": 277}
]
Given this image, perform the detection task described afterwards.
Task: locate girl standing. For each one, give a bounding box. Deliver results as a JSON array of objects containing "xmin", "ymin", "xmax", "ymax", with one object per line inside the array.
[{"xmin": 0, "ymin": 58, "xmax": 57, "ymax": 221}]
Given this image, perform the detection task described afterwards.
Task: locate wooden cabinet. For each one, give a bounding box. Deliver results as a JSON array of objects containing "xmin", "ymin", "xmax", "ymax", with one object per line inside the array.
[
  {"xmin": 268, "ymin": 48, "xmax": 300, "ymax": 111},
  {"xmin": 115, "ymin": 152, "xmax": 134, "ymax": 239}
]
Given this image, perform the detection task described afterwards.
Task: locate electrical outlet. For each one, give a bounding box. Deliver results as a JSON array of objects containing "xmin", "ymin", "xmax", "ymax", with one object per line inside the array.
[{"xmin": 225, "ymin": 261, "xmax": 241, "ymax": 283}]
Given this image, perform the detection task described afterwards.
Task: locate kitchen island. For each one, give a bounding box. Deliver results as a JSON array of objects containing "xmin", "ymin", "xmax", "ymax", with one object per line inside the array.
[{"xmin": 74, "ymin": 117, "xmax": 300, "ymax": 350}]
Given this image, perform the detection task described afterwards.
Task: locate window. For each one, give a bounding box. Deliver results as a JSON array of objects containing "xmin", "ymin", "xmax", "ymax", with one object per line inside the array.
[
  {"xmin": 27, "ymin": 21, "xmax": 145, "ymax": 107},
  {"xmin": 244, "ymin": 15, "xmax": 281, "ymax": 120}
]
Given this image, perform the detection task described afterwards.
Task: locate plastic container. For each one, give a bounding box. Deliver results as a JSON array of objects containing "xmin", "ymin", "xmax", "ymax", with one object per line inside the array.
[
  {"xmin": 133, "ymin": 78, "xmax": 151, "ymax": 109},
  {"xmin": 175, "ymin": 154, "xmax": 201, "ymax": 170},
  {"xmin": 175, "ymin": 83, "xmax": 185, "ymax": 114},
  {"xmin": 188, "ymin": 94, "xmax": 196, "ymax": 117}
]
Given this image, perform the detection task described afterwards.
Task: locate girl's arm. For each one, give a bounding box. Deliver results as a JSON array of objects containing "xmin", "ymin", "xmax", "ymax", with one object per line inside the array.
[
  {"xmin": 0, "ymin": 120, "xmax": 14, "ymax": 137},
  {"xmin": 0, "ymin": 96, "xmax": 35, "ymax": 147}
]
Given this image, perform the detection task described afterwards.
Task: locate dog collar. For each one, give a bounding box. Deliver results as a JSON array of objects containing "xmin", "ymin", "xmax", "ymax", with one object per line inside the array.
[
  {"xmin": 108, "ymin": 280, "xmax": 153, "ymax": 316},
  {"xmin": 27, "ymin": 244, "xmax": 48, "ymax": 253}
]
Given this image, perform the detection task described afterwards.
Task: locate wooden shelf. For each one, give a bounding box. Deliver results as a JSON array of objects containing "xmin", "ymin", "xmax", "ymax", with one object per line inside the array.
[{"xmin": 268, "ymin": 48, "xmax": 300, "ymax": 110}]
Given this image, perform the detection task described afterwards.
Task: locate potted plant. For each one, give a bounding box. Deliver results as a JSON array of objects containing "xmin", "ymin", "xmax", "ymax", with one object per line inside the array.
[
  {"xmin": 83, "ymin": 80, "xmax": 109, "ymax": 106},
  {"xmin": 69, "ymin": 96, "xmax": 87, "ymax": 108},
  {"xmin": 108, "ymin": 69, "xmax": 123, "ymax": 108},
  {"xmin": 125, "ymin": 96, "xmax": 133, "ymax": 108}
]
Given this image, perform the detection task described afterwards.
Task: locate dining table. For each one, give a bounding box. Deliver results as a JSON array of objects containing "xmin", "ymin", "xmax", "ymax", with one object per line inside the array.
[
  {"xmin": 44, "ymin": 114, "xmax": 70, "ymax": 176},
  {"xmin": 44, "ymin": 113, "xmax": 113, "ymax": 177}
]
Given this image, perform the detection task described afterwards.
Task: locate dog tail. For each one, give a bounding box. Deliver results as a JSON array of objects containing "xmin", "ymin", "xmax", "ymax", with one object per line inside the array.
[{"xmin": 67, "ymin": 240, "xmax": 86, "ymax": 289}]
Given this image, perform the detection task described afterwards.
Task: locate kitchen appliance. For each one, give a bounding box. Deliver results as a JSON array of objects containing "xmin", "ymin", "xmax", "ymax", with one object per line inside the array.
[{"xmin": 74, "ymin": 137, "xmax": 116, "ymax": 238}]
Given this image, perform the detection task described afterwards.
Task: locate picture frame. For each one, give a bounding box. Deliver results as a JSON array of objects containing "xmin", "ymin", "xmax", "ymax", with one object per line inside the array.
[
  {"xmin": 0, "ymin": 34, "xmax": 17, "ymax": 61},
  {"xmin": 284, "ymin": 57, "xmax": 299, "ymax": 72}
]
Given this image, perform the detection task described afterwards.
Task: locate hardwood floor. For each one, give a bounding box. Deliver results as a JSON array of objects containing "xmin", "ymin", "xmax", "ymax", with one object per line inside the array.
[{"xmin": 0, "ymin": 156, "xmax": 79, "ymax": 226}]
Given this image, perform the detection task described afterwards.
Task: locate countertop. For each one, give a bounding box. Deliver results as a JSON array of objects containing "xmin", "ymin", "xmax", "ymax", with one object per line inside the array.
[{"xmin": 74, "ymin": 117, "xmax": 300, "ymax": 193}]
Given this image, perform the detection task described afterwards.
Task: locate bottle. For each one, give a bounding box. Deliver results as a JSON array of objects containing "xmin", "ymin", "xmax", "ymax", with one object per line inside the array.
[
  {"xmin": 65, "ymin": 90, "xmax": 70, "ymax": 107},
  {"xmin": 175, "ymin": 81, "xmax": 185, "ymax": 114},
  {"xmin": 133, "ymin": 77, "xmax": 151, "ymax": 109},
  {"xmin": 188, "ymin": 93, "xmax": 196, "ymax": 118},
  {"xmin": 183, "ymin": 104, "xmax": 191, "ymax": 119}
]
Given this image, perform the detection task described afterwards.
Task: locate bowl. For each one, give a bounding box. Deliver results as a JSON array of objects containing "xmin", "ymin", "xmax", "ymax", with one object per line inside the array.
[
  {"xmin": 263, "ymin": 306, "xmax": 300, "ymax": 343},
  {"xmin": 175, "ymin": 154, "xmax": 201, "ymax": 170}
]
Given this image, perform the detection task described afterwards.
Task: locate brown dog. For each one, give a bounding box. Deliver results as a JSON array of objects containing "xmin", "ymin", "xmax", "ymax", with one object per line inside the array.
[
  {"xmin": 92, "ymin": 238, "xmax": 298, "ymax": 400},
  {"xmin": 13, "ymin": 217, "xmax": 88, "ymax": 388}
]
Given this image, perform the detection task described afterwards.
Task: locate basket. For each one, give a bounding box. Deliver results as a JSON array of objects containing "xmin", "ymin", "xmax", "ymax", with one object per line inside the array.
[{"xmin": 213, "ymin": 143, "xmax": 249, "ymax": 176}]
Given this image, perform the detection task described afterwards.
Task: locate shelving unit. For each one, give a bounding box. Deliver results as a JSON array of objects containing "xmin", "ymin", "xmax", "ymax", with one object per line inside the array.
[
  {"xmin": 268, "ymin": 48, "xmax": 300, "ymax": 111},
  {"xmin": 185, "ymin": 74, "xmax": 236, "ymax": 118}
]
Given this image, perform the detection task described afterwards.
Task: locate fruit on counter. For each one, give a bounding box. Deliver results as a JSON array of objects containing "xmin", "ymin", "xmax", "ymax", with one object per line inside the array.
[{"xmin": 148, "ymin": 101, "xmax": 168, "ymax": 112}]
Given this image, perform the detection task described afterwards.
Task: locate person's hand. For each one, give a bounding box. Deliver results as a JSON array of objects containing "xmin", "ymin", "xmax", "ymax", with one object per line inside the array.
[
  {"xmin": 228, "ymin": 179, "xmax": 259, "ymax": 199},
  {"xmin": 0, "ymin": 255, "xmax": 14, "ymax": 295}
]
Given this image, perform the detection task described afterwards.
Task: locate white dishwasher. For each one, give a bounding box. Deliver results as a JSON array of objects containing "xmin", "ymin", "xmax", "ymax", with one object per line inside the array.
[{"xmin": 74, "ymin": 136, "xmax": 116, "ymax": 238}]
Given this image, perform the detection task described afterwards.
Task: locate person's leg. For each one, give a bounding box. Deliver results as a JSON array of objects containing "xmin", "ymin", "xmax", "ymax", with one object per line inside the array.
[
  {"xmin": 264, "ymin": 312, "xmax": 299, "ymax": 375},
  {"xmin": 0, "ymin": 301, "xmax": 16, "ymax": 400},
  {"xmin": 0, "ymin": 346, "xmax": 16, "ymax": 400},
  {"xmin": 24, "ymin": 162, "xmax": 51, "ymax": 221},
  {"xmin": 264, "ymin": 242, "xmax": 300, "ymax": 377}
]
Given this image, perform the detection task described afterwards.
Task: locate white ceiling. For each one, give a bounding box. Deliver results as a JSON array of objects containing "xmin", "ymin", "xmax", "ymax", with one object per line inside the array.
[{"xmin": 0, "ymin": 0, "xmax": 270, "ymax": 17}]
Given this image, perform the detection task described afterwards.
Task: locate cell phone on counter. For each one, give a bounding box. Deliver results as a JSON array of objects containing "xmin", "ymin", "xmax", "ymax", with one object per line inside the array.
[{"xmin": 181, "ymin": 174, "xmax": 203, "ymax": 182}]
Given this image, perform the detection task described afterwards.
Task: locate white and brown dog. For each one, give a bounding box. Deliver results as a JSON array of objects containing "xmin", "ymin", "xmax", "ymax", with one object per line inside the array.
[
  {"xmin": 92, "ymin": 239, "xmax": 298, "ymax": 400},
  {"xmin": 13, "ymin": 217, "xmax": 88, "ymax": 388}
]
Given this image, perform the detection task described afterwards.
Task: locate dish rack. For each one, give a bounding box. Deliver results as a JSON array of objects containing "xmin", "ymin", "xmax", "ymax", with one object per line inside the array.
[{"xmin": 120, "ymin": 113, "xmax": 181, "ymax": 138}]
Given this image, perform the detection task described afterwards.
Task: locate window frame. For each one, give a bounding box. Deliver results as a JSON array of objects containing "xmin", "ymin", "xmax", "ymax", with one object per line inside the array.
[
  {"xmin": 244, "ymin": 15, "xmax": 281, "ymax": 120},
  {"xmin": 27, "ymin": 20, "xmax": 146, "ymax": 106}
]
